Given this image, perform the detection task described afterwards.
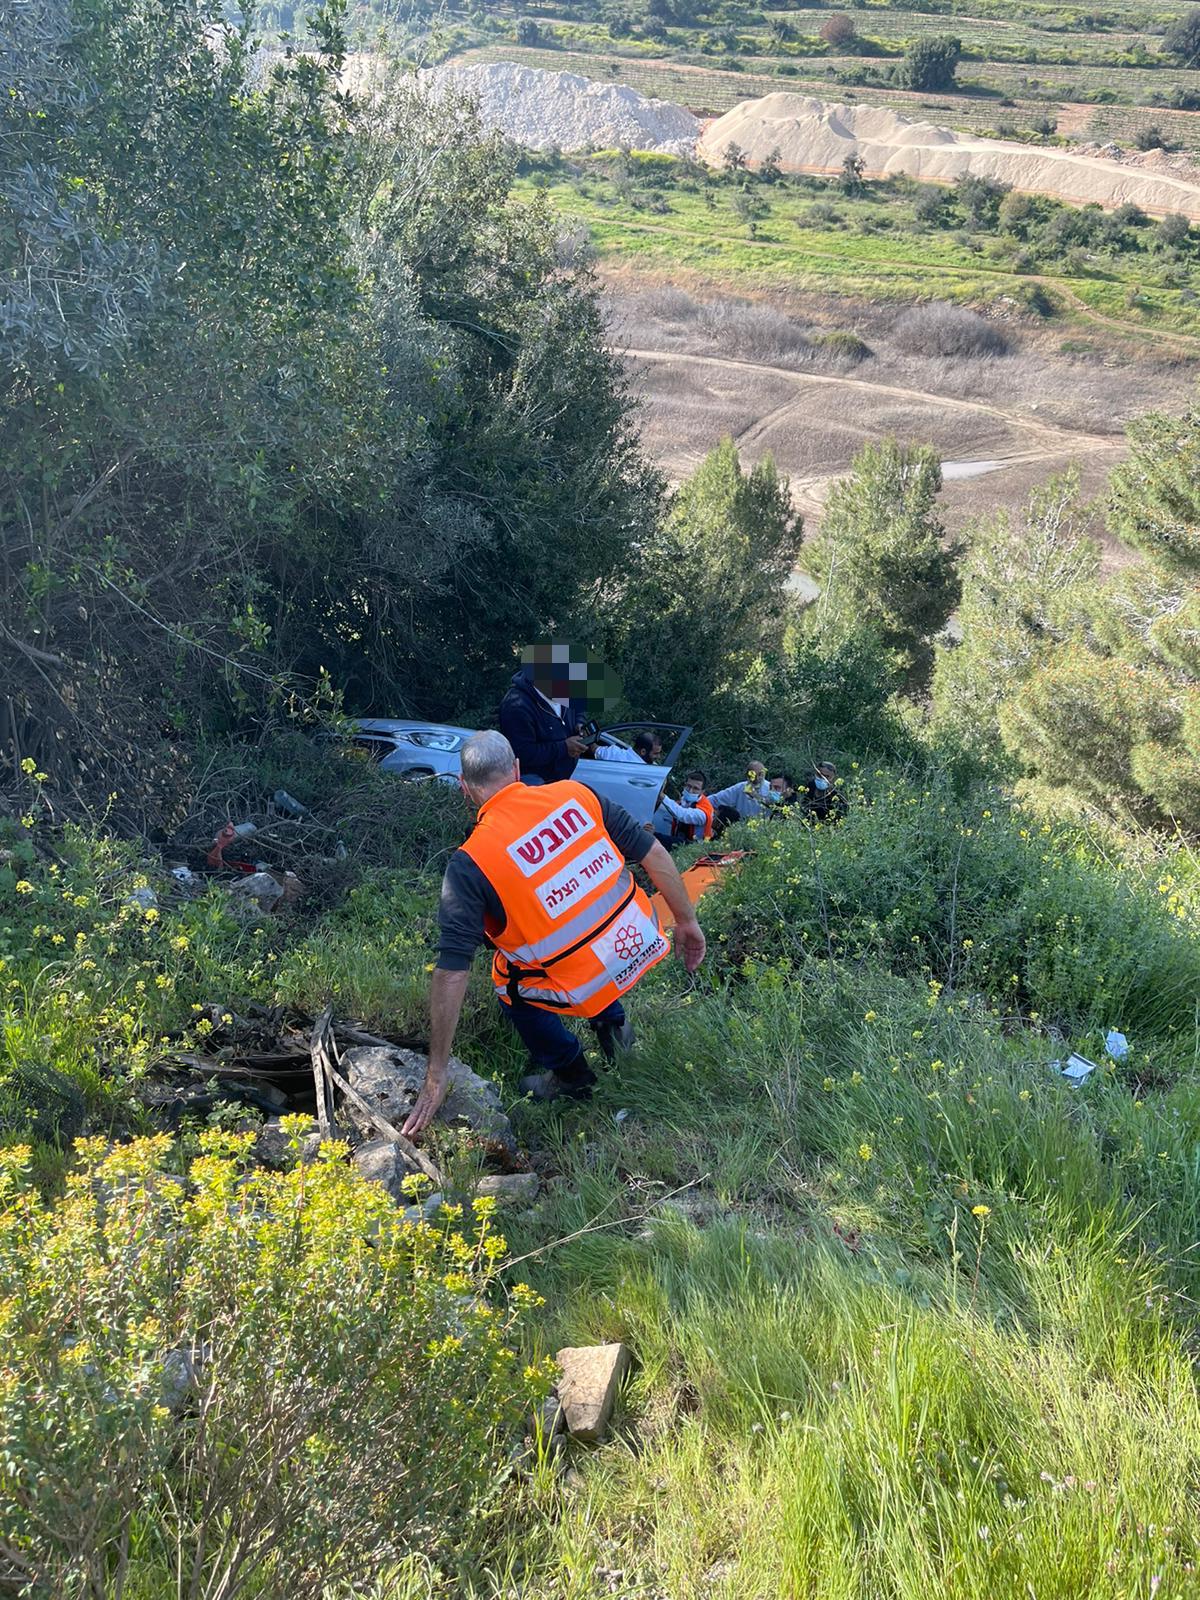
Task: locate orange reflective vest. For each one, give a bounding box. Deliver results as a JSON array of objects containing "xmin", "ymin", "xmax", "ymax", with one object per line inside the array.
[
  {"xmin": 460, "ymin": 780, "xmax": 669, "ymax": 1018},
  {"xmin": 671, "ymin": 794, "xmax": 714, "ymax": 844}
]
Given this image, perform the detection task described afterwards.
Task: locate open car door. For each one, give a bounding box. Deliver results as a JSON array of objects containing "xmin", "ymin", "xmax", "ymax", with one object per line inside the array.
[{"xmin": 573, "ymin": 722, "xmax": 693, "ymax": 827}]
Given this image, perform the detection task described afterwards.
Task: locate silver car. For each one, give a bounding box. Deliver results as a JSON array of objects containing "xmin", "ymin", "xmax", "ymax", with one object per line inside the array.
[{"xmin": 349, "ymin": 719, "xmax": 692, "ymax": 828}]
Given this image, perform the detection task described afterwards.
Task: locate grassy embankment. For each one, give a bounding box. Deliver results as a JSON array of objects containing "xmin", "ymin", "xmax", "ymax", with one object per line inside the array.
[
  {"xmin": 518, "ymin": 157, "xmax": 1200, "ymax": 345},
  {"xmin": 5, "ymin": 752, "xmax": 1200, "ymax": 1595}
]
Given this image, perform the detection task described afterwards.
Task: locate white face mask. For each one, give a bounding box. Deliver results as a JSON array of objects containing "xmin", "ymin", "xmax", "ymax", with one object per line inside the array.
[
  {"xmin": 681, "ymin": 788, "xmax": 701, "ymax": 804},
  {"xmin": 814, "ymin": 775, "xmax": 830, "ymax": 791}
]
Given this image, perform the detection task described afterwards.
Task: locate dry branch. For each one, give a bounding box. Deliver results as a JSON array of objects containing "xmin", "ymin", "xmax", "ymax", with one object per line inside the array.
[{"xmin": 319, "ymin": 1038, "xmax": 443, "ymax": 1187}]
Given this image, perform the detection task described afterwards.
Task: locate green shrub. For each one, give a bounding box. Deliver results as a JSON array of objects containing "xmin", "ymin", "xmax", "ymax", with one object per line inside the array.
[
  {"xmin": 0, "ymin": 1130, "xmax": 545, "ymax": 1598},
  {"xmin": 700, "ymin": 771, "xmax": 1200, "ymax": 1037},
  {"xmin": 816, "ymin": 329, "xmax": 872, "ymax": 364}
]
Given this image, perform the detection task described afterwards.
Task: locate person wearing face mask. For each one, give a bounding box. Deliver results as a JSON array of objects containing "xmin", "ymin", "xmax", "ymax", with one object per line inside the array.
[
  {"xmin": 652, "ymin": 770, "xmax": 715, "ymax": 849},
  {"xmin": 803, "ymin": 762, "xmax": 848, "ymax": 824},
  {"xmin": 768, "ymin": 771, "xmax": 798, "ymax": 811},
  {"xmin": 707, "ymin": 760, "xmax": 780, "ymax": 832}
]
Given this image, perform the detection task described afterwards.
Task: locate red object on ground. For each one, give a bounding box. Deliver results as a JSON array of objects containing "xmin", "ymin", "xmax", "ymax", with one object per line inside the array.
[{"xmin": 206, "ymin": 821, "xmax": 259, "ymax": 872}]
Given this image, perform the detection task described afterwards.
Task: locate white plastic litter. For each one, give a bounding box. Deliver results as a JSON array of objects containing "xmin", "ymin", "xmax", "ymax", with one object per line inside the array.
[
  {"xmin": 613, "ymin": 1108, "xmax": 630, "ymax": 1124},
  {"xmin": 1105, "ymin": 1029, "xmax": 1130, "ymax": 1060},
  {"xmin": 273, "ymin": 788, "xmax": 306, "ymax": 816},
  {"xmin": 127, "ymin": 887, "xmax": 157, "ymax": 910},
  {"xmin": 1055, "ymin": 1053, "xmax": 1098, "ymax": 1086}
]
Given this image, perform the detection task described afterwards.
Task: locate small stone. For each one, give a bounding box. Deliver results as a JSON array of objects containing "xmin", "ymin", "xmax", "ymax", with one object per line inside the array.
[
  {"xmin": 555, "ymin": 1342, "xmax": 630, "ymax": 1443},
  {"xmin": 158, "ymin": 1343, "xmax": 210, "ymax": 1413},
  {"xmin": 475, "ymin": 1172, "xmax": 540, "ymax": 1205},
  {"xmin": 226, "ymin": 872, "xmax": 284, "ymax": 913},
  {"xmin": 400, "ymin": 1191, "xmax": 444, "ymax": 1223}
]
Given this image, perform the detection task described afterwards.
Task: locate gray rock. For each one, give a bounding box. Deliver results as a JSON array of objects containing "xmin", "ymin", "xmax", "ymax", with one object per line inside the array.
[
  {"xmin": 256, "ymin": 1118, "xmax": 322, "ymax": 1170},
  {"xmin": 401, "ymin": 1191, "xmax": 445, "ymax": 1224},
  {"xmin": 531, "ymin": 1394, "xmax": 564, "ymax": 1440},
  {"xmin": 352, "ymin": 1137, "xmax": 423, "ymax": 1200},
  {"xmin": 227, "ymin": 871, "xmax": 284, "ymax": 909},
  {"xmin": 158, "ymin": 1343, "xmax": 209, "ymax": 1413},
  {"xmin": 475, "ymin": 1171, "xmax": 540, "ymax": 1205},
  {"xmin": 556, "ymin": 1343, "xmax": 630, "ymax": 1443},
  {"xmin": 342, "ymin": 1045, "xmax": 515, "ymax": 1153}
]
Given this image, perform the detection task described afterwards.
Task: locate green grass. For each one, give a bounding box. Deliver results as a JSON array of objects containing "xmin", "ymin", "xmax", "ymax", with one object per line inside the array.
[
  {"xmin": 519, "ymin": 159, "xmax": 1200, "ymax": 340},
  {"xmin": 6, "ymin": 760, "xmax": 1200, "ymax": 1595},
  {"xmin": 451, "ymin": 943, "xmax": 1200, "ymax": 1596}
]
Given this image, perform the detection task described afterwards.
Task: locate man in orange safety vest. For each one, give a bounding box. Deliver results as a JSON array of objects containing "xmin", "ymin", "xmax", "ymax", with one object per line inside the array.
[{"xmin": 403, "ymin": 730, "xmax": 706, "ymax": 1134}]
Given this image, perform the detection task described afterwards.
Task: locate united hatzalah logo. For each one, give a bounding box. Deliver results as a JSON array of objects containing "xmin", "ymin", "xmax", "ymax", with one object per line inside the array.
[{"xmin": 612, "ymin": 924, "xmax": 644, "ymax": 961}]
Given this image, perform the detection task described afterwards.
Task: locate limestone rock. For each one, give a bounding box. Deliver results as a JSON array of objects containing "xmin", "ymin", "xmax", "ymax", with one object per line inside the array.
[
  {"xmin": 226, "ymin": 871, "xmax": 284, "ymax": 913},
  {"xmin": 475, "ymin": 1171, "xmax": 540, "ymax": 1205},
  {"xmin": 158, "ymin": 1343, "xmax": 210, "ymax": 1413},
  {"xmin": 555, "ymin": 1343, "xmax": 630, "ymax": 1443},
  {"xmin": 352, "ymin": 1137, "xmax": 423, "ymax": 1201},
  {"xmin": 401, "ymin": 1191, "xmax": 445, "ymax": 1224},
  {"xmin": 342, "ymin": 1045, "xmax": 515, "ymax": 1153},
  {"xmin": 256, "ymin": 1118, "xmax": 321, "ymax": 1170},
  {"xmin": 422, "ymin": 62, "xmax": 700, "ymax": 157}
]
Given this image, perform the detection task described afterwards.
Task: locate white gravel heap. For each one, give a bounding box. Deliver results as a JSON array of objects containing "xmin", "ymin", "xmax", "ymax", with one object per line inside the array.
[
  {"xmin": 699, "ymin": 94, "xmax": 1200, "ymax": 220},
  {"xmin": 424, "ymin": 61, "xmax": 700, "ymax": 156}
]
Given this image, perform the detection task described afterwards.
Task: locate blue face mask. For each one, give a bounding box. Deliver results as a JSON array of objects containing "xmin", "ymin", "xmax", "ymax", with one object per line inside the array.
[
  {"xmin": 814, "ymin": 775, "xmax": 830, "ymax": 792},
  {"xmin": 681, "ymin": 788, "xmax": 701, "ymax": 804}
]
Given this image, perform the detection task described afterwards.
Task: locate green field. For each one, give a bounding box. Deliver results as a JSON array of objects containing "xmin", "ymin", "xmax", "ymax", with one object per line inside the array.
[{"xmin": 519, "ymin": 156, "xmax": 1200, "ymax": 344}]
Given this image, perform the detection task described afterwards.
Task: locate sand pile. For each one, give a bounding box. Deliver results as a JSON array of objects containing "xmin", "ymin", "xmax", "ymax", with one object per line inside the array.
[
  {"xmin": 423, "ymin": 61, "xmax": 700, "ymax": 155},
  {"xmin": 699, "ymin": 94, "xmax": 1200, "ymax": 219}
]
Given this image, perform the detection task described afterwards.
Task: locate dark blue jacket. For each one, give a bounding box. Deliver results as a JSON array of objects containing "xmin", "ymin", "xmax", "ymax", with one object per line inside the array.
[{"xmin": 498, "ymin": 670, "xmax": 578, "ymax": 784}]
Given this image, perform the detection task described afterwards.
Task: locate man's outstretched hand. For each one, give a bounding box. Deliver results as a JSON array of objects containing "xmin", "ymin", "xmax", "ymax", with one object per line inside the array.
[
  {"xmin": 402, "ymin": 1066, "xmax": 448, "ymax": 1137},
  {"xmin": 674, "ymin": 915, "xmax": 706, "ymax": 974}
]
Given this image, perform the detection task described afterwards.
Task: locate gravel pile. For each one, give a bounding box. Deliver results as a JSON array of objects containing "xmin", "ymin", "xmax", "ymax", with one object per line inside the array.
[
  {"xmin": 699, "ymin": 94, "xmax": 1200, "ymax": 219},
  {"xmin": 424, "ymin": 61, "xmax": 700, "ymax": 155}
]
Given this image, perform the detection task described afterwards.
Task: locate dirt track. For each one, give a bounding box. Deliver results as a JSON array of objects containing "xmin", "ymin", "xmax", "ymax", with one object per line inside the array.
[{"xmin": 624, "ymin": 344, "xmax": 1130, "ymax": 544}]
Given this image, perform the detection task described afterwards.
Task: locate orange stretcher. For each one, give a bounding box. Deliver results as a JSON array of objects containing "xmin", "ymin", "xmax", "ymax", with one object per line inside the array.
[{"xmin": 654, "ymin": 850, "xmax": 749, "ymax": 931}]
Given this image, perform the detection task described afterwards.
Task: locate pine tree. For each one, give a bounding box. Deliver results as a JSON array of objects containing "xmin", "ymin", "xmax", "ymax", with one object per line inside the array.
[{"xmin": 811, "ymin": 438, "xmax": 960, "ymax": 686}]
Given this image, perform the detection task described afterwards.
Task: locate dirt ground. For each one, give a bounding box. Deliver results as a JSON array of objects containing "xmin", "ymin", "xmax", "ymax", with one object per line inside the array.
[{"xmin": 607, "ymin": 277, "xmax": 1200, "ymax": 564}]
